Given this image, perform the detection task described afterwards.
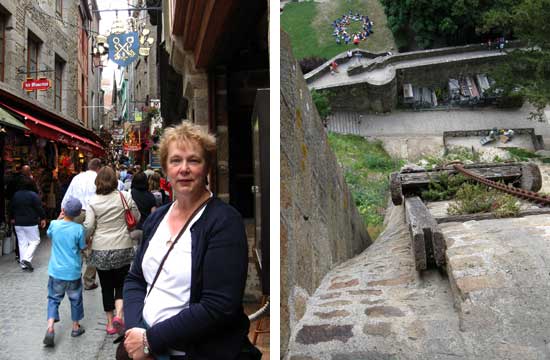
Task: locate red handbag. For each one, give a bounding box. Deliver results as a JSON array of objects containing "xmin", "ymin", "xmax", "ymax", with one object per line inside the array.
[{"xmin": 119, "ymin": 191, "xmax": 138, "ymax": 231}]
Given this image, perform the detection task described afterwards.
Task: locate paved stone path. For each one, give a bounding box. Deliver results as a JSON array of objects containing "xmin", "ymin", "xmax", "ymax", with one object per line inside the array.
[
  {"xmin": 0, "ymin": 234, "xmax": 117, "ymax": 359},
  {"xmin": 327, "ymin": 106, "xmax": 550, "ymax": 160},
  {"xmin": 308, "ymin": 48, "xmax": 504, "ymax": 89},
  {"xmin": 286, "ymin": 204, "xmax": 550, "ymax": 359}
]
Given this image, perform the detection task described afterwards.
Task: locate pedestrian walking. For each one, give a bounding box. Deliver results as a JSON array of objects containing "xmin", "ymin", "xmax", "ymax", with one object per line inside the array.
[
  {"xmin": 43, "ymin": 197, "xmax": 87, "ymax": 347},
  {"xmin": 60, "ymin": 158, "xmax": 102, "ymax": 290},
  {"xmin": 10, "ymin": 176, "xmax": 46, "ymax": 271},
  {"xmin": 144, "ymin": 164, "xmax": 155, "ymax": 178},
  {"xmin": 148, "ymin": 172, "xmax": 170, "ymax": 207},
  {"xmin": 130, "ymin": 172, "xmax": 157, "ymax": 246},
  {"xmin": 83, "ymin": 166, "xmax": 140, "ymax": 336},
  {"xmin": 7, "ymin": 164, "xmax": 39, "ymax": 262}
]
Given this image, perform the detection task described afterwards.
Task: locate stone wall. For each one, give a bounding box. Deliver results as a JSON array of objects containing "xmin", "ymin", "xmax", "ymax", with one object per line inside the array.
[
  {"xmin": 0, "ymin": 0, "xmax": 79, "ymax": 120},
  {"xmin": 281, "ymin": 30, "xmax": 372, "ymax": 354},
  {"xmin": 322, "ymin": 54, "xmax": 506, "ymax": 113},
  {"xmin": 324, "ymin": 75, "xmax": 398, "ymax": 113}
]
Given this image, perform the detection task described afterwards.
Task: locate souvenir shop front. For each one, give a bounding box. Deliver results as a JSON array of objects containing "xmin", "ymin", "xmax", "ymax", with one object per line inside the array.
[{"xmin": 0, "ymin": 97, "xmax": 105, "ymax": 230}]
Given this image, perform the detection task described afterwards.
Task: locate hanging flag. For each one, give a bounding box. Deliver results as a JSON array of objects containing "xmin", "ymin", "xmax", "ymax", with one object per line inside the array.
[{"xmin": 108, "ymin": 32, "xmax": 139, "ymax": 67}]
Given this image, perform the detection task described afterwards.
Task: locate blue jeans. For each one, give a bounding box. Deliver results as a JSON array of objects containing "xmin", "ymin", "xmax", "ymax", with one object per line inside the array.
[{"xmin": 47, "ymin": 276, "xmax": 84, "ymax": 322}]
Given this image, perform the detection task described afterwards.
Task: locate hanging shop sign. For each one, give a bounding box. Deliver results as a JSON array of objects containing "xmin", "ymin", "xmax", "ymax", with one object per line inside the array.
[
  {"xmin": 22, "ymin": 78, "xmax": 51, "ymax": 92},
  {"xmin": 108, "ymin": 31, "xmax": 139, "ymax": 67},
  {"xmin": 123, "ymin": 127, "xmax": 142, "ymax": 152}
]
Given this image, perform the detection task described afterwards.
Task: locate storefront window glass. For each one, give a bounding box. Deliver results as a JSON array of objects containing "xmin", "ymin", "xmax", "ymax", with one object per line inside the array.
[{"xmin": 55, "ymin": 55, "xmax": 64, "ymax": 112}]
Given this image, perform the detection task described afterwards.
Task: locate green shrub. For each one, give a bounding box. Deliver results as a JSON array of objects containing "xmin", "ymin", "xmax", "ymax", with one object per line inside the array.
[
  {"xmin": 327, "ymin": 133, "xmax": 403, "ymax": 239},
  {"xmin": 448, "ymin": 183, "xmax": 520, "ymax": 217},
  {"xmin": 421, "ymin": 172, "xmax": 467, "ymax": 201},
  {"xmin": 311, "ymin": 89, "xmax": 332, "ymax": 119},
  {"xmin": 505, "ymin": 147, "xmax": 540, "ymax": 161}
]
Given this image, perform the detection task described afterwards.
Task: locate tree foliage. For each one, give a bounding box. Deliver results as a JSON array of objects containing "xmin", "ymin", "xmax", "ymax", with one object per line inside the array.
[
  {"xmin": 381, "ymin": 0, "xmax": 499, "ymax": 49},
  {"xmin": 482, "ymin": 0, "xmax": 550, "ymax": 119},
  {"xmin": 311, "ymin": 89, "xmax": 332, "ymax": 119},
  {"xmin": 380, "ymin": 0, "xmax": 550, "ymax": 117}
]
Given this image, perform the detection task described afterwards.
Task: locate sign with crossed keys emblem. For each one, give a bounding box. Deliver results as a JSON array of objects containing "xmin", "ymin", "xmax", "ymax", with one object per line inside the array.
[{"xmin": 108, "ymin": 32, "xmax": 139, "ymax": 67}]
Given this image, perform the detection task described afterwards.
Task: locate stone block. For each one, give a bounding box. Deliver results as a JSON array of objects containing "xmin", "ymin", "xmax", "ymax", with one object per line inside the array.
[
  {"xmin": 448, "ymin": 255, "xmax": 485, "ymax": 271},
  {"xmin": 363, "ymin": 322, "xmax": 392, "ymax": 337},
  {"xmin": 319, "ymin": 292, "xmax": 342, "ymax": 300},
  {"xmin": 314, "ymin": 310, "xmax": 351, "ymax": 319},
  {"xmin": 454, "ymin": 274, "xmax": 506, "ymax": 299},
  {"xmin": 296, "ymin": 324, "xmax": 354, "ymax": 345},
  {"xmin": 329, "ymin": 279, "xmax": 359, "ymax": 290},
  {"xmin": 319, "ymin": 300, "xmax": 352, "ymax": 307},
  {"xmin": 367, "ymin": 275, "xmax": 414, "ymax": 287},
  {"xmin": 366, "ymin": 306, "xmax": 405, "ymax": 317}
]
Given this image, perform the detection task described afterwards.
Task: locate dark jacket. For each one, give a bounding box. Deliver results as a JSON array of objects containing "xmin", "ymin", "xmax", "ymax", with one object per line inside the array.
[
  {"xmin": 123, "ymin": 197, "xmax": 250, "ymax": 360},
  {"xmin": 10, "ymin": 190, "xmax": 46, "ymax": 226},
  {"xmin": 130, "ymin": 188, "xmax": 157, "ymax": 230}
]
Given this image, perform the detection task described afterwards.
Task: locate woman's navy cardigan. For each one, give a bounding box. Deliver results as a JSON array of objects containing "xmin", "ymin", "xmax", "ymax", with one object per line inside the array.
[{"xmin": 123, "ymin": 197, "xmax": 250, "ymax": 359}]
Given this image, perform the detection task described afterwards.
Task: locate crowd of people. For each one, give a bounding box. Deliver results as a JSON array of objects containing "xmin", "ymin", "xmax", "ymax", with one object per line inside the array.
[
  {"xmin": 332, "ymin": 10, "xmax": 374, "ymax": 45},
  {"xmin": 5, "ymin": 121, "xmax": 260, "ymax": 359}
]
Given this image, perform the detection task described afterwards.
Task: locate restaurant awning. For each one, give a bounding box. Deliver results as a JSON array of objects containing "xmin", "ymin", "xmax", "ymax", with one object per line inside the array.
[
  {"xmin": 0, "ymin": 103, "xmax": 105, "ymax": 155},
  {"xmin": 0, "ymin": 106, "xmax": 29, "ymax": 131}
]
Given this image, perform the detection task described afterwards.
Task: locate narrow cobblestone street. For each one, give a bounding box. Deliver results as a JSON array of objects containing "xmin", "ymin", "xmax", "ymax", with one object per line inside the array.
[{"xmin": 0, "ymin": 234, "xmax": 117, "ymax": 360}]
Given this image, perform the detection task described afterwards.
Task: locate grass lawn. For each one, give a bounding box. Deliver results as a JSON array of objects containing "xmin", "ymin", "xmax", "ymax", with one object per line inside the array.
[
  {"xmin": 281, "ymin": 0, "xmax": 396, "ymax": 61},
  {"xmin": 327, "ymin": 133, "xmax": 403, "ymax": 240}
]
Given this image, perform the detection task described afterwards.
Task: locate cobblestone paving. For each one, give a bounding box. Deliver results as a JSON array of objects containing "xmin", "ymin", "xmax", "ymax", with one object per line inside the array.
[{"xmin": 0, "ymin": 235, "xmax": 118, "ymax": 360}]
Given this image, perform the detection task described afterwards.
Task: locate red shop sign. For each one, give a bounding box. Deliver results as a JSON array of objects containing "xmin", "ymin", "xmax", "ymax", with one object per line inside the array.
[{"xmin": 22, "ymin": 78, "xmax": 51, "ymax": 92}]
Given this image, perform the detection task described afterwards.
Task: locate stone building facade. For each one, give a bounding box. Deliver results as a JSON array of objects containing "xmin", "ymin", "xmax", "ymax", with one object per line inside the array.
[
  {"xmin": 281, "ymin": 30, "xmax": 372, "ymax": 354},
  {"xmin": 159, "ymin": 0, "xmax": 270, "ymax": 301},
  {"xmin": 0, "ymin": 0, "xmax": 102, "ymax": 129}
]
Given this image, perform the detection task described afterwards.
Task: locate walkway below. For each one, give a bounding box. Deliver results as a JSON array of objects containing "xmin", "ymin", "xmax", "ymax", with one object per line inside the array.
[
  {"xmin": 0, "ymin": 234, "xmax": 270, "ymax": 359},
  {"xmin": 0, "ymin": 235, "xmax": 117, "ymax": 359},
  {"xmin": 309, "ymin": 48, "xmax": 504, "ymax": 89},
  {"xmin": 327, "ymin": 106, "xmax": 550, "ymax": 159}
]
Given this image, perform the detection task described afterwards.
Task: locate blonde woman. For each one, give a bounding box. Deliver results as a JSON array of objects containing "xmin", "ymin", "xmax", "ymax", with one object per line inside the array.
[{"xmin": 123, "ymin": 121, "xmax": 259, "ymax": 359}]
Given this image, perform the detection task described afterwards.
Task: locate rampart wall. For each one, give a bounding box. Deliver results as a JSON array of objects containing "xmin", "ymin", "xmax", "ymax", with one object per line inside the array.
[
  {"xmin": 308, "ymin": 42, "xmax": 520, "ymax": 113},
  {"xmin": 281, "ymin": 31, "xmax": 372, "ymax": 354}
]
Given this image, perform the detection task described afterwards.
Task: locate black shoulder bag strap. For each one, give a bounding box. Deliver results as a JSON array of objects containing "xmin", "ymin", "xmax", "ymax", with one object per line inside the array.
[{"xmin": 146, "ymin": 196, "xmax": 212, "ymax": 298}]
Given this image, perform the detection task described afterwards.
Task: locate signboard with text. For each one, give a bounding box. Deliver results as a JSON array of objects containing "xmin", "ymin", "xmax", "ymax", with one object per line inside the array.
[{"xmin": 22, "ymin": 78, "xmax": 51, "ymax": 92}]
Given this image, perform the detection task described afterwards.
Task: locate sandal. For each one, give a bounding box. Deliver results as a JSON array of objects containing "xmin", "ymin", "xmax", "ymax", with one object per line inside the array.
[
  {"xmin": 112, "ymin": 316, "xmax": 125, "ymax": 334},
  {"xmin": 71, "ymin": 325, "xmax": 86, "ymax": 337},
  {"xmin": 106, "ymin": 325, "xmax": 118, "ymax": 335}
]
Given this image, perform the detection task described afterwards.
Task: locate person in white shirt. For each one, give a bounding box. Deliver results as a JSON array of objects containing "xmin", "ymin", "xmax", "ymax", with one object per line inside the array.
[{"xmin": 60, "ymin": 158, "xmax": 102, "ymax": 290}]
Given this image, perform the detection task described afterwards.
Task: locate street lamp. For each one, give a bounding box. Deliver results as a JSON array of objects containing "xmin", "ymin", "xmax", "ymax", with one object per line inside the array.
[
  {"xmin": 92, "ymin": 35, "xmax": 109, "ymax": 68},
  {"xmin": 138, "ymin": 27, "xmax": 155, "ymax": 57}
]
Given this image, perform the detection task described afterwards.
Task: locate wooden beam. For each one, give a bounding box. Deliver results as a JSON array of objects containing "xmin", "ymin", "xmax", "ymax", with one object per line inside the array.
[
  {"xmin": 194, "ymin": 0, "xmax": 238, "ymax": 68},
  {"xmin": 173, "ymin": 0, "xmax": 187, "ymax": 36},
  {"xmin": 182, "ymin": 0, "xmax": 207, "ymax": 51},
  {"xmin": 405, "ymin": 197, "xmax": 446, "ymax": 271}
]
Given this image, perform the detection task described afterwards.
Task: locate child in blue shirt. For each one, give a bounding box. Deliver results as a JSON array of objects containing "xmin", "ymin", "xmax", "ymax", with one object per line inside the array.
[{"xmin": 43, "ymin": 197, "xmax": 87, "ymax": 347}]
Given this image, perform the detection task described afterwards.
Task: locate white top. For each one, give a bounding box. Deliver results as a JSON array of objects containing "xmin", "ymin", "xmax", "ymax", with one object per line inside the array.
[
  {"xmin": 61, "ymin": 170, "xmax": 97, "ymax": 212},
  {"xmin": 142, "ymin": 201, "xmax": 207, "ymax": 355}
]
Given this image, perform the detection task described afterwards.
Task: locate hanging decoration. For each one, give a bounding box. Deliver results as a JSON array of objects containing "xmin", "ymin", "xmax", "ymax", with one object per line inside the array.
[{"xmin": 108, "ymin": 31, "xmax": 140, "ymax": 67}]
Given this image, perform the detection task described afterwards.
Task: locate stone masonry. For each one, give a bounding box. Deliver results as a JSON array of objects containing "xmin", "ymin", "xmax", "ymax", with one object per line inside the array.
[
  {"xmin": 307, "ymin": 44, "xmax": 509, "ymax": 113},
  {"xmin": 0, "ymin": 0, "xmax": 80, "ymax": 120},
  {"xmin": 281, "ymin": 30, "xmax": 372, "ymax": 354},
  {"xmin": 287, "ymin": 201, "xmax": 550, "ymax": 359}
]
